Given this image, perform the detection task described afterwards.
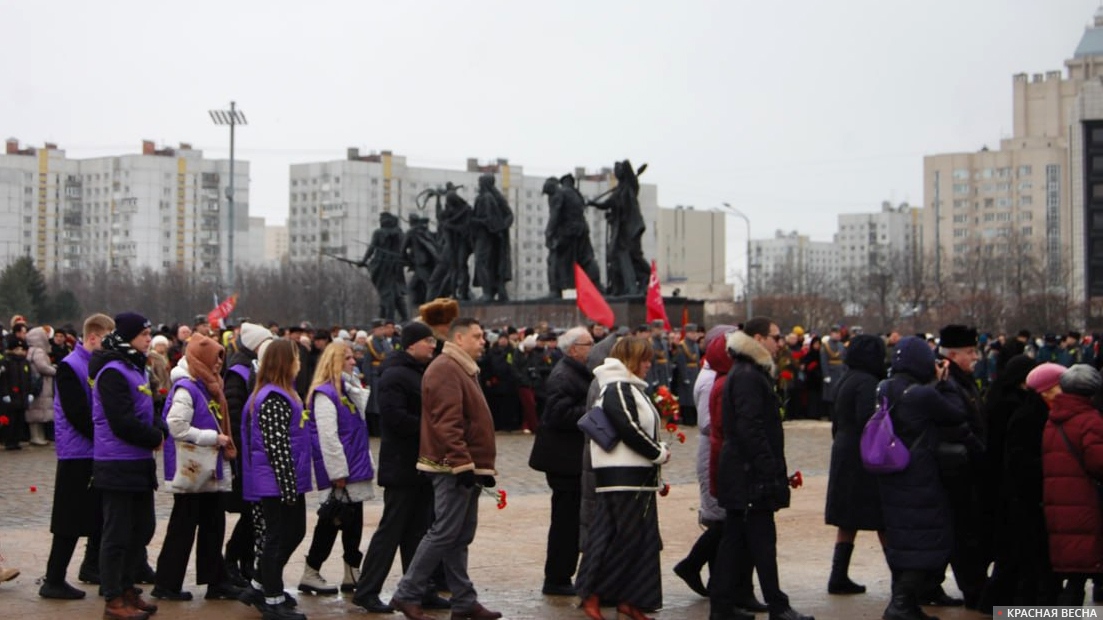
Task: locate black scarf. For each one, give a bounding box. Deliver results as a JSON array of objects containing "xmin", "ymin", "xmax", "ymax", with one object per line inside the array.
[{"xmin": 102, "ymin": 331, "xmax": 148, "ymax": 371}]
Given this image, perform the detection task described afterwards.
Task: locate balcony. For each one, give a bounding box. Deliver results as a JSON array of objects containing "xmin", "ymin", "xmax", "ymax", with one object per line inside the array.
[{"xmin": 201, "ymin": 172, "xmax": 220, "ymax": 189}]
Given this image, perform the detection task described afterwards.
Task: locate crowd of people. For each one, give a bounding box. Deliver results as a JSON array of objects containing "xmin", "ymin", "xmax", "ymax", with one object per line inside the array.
[{"xmin": 1, "ymin": 302, "xmax": 1102, "ymax": 620}]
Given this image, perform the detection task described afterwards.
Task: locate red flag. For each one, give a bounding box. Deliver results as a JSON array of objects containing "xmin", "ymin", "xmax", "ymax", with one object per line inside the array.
[
  {"xmin": 680, "ymin": 305, "xmax": 689, "ymax": 338},
  {"xmin": 646, "ymin": 260, "xmax": 670, "ymax": 330},
  {"xmin": 574, "ymin": 263, "xmax": 615, "ymax": 328},
  {"xmin": 207, "ymin": 294, "xmax": 238, "ymax": 330}
]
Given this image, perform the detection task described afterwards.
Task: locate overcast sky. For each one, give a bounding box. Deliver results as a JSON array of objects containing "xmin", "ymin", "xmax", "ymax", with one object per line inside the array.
[{"xmin": 2, "ymin": 1, "xmax": 1098, "ymax": 257}]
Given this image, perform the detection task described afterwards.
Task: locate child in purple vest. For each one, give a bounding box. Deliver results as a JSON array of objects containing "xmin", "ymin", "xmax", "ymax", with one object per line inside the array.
[
  {"xmin": 300, "ymin": 341, "xmax": 374, "ymax": 595},
  {"xmin": 238, "ymin": 339, "xmax": 312, "ymax": 620}
]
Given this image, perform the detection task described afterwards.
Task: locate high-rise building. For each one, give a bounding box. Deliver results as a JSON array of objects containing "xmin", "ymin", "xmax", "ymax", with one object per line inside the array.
[
  {"xmin": 265, "ymin": 224, "xmax": 289, "ymax": 264},
  {"xmin": 922, "ymin": 9, "xmax": 1103, "ymax": 316},
  {"xmin": 751, "ymin": 230, "xmax": 840, "ymax": 296},
  {"xmin": 0, "ymin": 139, "xmax": 250, "ymax": 282},
  {"xmin": 286, "ymin": 149, "xmax": 660, "ymax": 300},
  {"xmin": 656, "ymin": 206, "xmax": 733, "ymax": 300},
  {"xmin": 836, "ymin": 201, "xmax": 920, "ymax": 281}
]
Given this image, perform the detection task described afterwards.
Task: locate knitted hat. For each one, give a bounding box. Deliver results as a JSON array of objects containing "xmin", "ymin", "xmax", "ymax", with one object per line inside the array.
[
  {"xmin": 114, "ymin": 312, "xmax": 151, "ymax": 343},
  {"xmin": 1059, "ymin": 364, "xmax": 1102, "ymax": 396},
  {"xmin": 400, "ymin": 321, "xmax": 434, "ymax": 350},
  {"xmin": 1026, "ymin": 363, "xmax": 1066, "ymax": 394},
  {"xmin": 151, "ymin": 334, "xmax": 170, "ymax": 350},
  {"xmin": 239, "ymin": 322, "xmax": 272, "ymax": 354}
]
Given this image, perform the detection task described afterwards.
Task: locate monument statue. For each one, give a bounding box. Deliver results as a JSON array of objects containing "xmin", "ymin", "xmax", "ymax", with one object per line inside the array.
[
  {"xmin": 471, "ymin": 173, "xmax": 514, "ymax": 302},
  {"xmin": 402, "ymin": 213, "xmax": 439, "ymax": 307},
  {"xmin": 362, "ymin": 211, "xmax": 409, "ymax": 321},
  {"xmin": 422, "ymin": 182, "xmax": 474, "ymax": 301},
  {"xmin": 544, "ymin": 174, "xmax": 600, "ymax": 297},
  {"xmin": 588, "ymin": 159, "xmax": 649, "ymax": 296}
]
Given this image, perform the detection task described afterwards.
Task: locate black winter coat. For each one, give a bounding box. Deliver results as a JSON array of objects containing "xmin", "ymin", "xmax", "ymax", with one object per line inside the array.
[
  {"xmin": 877, "ymin": 367, "xmax": 968, "ymax": 570},
  {"xmin": 1000, "ymin": 391, "xmax": 1051, "ymax": 566},
  {"xmin": 717, "ymin": 332, "xmax": 790, "ymax": 512},
  {"xmin": 825, "ymin": 335, "xmax": 886, "ymax": 530},
  {"xmin": 376, "ymin": 351, "xmax": 429, "ymax": 488},
  {"xmin": 529, "ymin": 356, "xmax": 592, "ymax": 476},
  {"xmin": 223, "ymin": 350, "xmax": 255, "ymax": 511}
]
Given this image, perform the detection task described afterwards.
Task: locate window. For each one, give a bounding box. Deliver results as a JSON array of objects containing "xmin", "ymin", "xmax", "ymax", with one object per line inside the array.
[
  {"xmin": 997, "ymin": 197, "xmax": 1011, "ymax": 208},
  {"xmin": 1022, "ymin": 226, "xmax": 1033, "ymax": 236},
  {"xmin": 983, "ymin": 213, "xmax": 996, "ymax": 222},
  {"xmin": 953, "ymin": 184, "xmax": 970, "ymax": 194},
  {"xmin": 952, "ymin": 169, "xmax": 970, "ymax": 180},
  {"xmin": 1018, "ymin": 165, "xmax": 1032, "ymax": 176},
  {"xmin": 953, "ymin": 228, "xmax": 968, "ymax": 238},
  {"xmin": 1020, "ymin": 195, "xmax": 1033, "ymax": 206},
  {"xmin": 1019, "ymin": 211, "xmax": 1033, "ymax": 221}
]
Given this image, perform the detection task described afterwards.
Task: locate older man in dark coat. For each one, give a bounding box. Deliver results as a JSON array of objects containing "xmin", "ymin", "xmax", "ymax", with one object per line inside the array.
[
  {"xmin": 876, "ymin": 337, "xmax": 970, "ymax": 620},
  {"xmin": 528, "ymin": 326, "xmax": 595, "ymax": 597}
]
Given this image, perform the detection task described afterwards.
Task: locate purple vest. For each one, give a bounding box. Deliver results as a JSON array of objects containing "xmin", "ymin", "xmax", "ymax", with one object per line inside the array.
[
  {"xmin": 54, "ymin": 346, "xmax": 93, "ymax": 460},
  {"xmin": 228, "ymin": 364, "xmax": 251, "ymax": 385},
  {"xmin": 92, "ymin": 360, "xmax": 156, "ymax": 462},
  {"xmin": 162, "ymin": 377, "xmax": 225, "ymax": 483},
  {"xmin": 308, "ymin": 382, "xmax": 374, "ymax": 490},
  {"xmin": 242, "ymin": 385, "xmax": 312, "ymax": 501}
]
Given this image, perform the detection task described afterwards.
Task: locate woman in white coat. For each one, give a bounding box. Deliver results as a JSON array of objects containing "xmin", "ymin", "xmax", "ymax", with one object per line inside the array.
[{"xmin": 25, "ymin": 326, "xmax": 56, "ymax": 446}]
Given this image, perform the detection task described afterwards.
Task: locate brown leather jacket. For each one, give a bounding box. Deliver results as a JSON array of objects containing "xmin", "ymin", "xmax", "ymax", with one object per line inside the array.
[{"xmin": 416, "ymin": 341, "xmax": 497, "ymax": 475}]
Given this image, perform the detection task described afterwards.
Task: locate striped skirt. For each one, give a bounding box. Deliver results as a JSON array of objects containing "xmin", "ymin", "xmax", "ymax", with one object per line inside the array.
[{"xmin": 576, "ymin": 490, "xmax": 663, "ymax": 610}]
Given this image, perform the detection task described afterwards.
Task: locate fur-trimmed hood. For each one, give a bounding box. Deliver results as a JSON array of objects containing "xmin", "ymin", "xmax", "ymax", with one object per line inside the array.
[{"xmin": 726, "ymin": 331, "xmax": 776, "ymax": 377}]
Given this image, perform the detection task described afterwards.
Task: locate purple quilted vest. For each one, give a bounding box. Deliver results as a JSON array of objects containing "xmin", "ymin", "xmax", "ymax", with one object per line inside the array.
[
  {"xmin": 54, "ymin": 346, "xmax": 93, "ymax": 460},
  {"xmin": 242, "ymin": 385, "xmax": 312, "ymax": 501},
  {"xmin": 308, "ymin": 382, "xmax": 373, "ymax": 490},
  {"xmin": 162, "ymin": 377, "xmax": 225, "ymax": 483},
  {"xmin": 92, "ymin": 360, "xmax": 155, "ymax": 462}
]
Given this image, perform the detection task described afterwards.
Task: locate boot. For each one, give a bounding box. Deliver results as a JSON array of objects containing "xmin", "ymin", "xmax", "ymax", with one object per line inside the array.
[
  {"xmin": 616, "ymin": 602, "xmax": 654, "ymax": 620},
  {"xmin": 29, "ymin": 423, "xmax": 48, "ymax": 446},
  {"xmin": 827, "ymin": 542, "xmax": 866, "ymax": 595},
  {"xmin": 39, "ymin": 580, "xmax": 86, "ymax": 599},
  {"xmin": 340, "ymin": 562, "xmax": 360, "ymax": 593},
  {"xmin": 124, "ymin": 588, "xmax": 158, "ymax": 614},
  {"xmin": 882, "ymin": 592, "xmax": 932, "ymax": 620},
  {"xmin": 104, "ymin": 596, "xmax": 150, "ymax": 620},
  {"xmin": 298, "ymin": 562, "xmax": 338, "ymax": 595},
  {"xmin": 674, "ymin": 559, "xmax": 708, "ymax": 597}
]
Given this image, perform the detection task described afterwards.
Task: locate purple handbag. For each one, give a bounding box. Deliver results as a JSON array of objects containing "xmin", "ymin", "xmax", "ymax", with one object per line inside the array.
[{"xmin": 860, "ymin": 385, "xmax": 914, "ymax": 474}]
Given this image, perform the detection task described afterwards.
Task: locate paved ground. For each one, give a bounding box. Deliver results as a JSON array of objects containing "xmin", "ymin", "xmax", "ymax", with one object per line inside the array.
[{"xmin": 0, "ymin": 422, "xmax": 1000, "ymax": 619}]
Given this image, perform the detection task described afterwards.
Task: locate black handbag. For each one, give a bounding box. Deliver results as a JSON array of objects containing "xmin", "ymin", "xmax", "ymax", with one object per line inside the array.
[{"xmin": 317, "ymin": 487, "xmax": 356, "ymax": 527}]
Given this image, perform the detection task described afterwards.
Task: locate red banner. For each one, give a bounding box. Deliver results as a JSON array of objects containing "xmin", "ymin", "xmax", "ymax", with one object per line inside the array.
[
  {"xmin": 646, "ymin": 260, "xmax": 670, "ymax": 330},
  {"xmin": 574, "ymin": 263, "xmax": 615, "ymax": 328},
  {"xmin": 207, "ymin": 294, "xmax": 238, "ymax": 330}
]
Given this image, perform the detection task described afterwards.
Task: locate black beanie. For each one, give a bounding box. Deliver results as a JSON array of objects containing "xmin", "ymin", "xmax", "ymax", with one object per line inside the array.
[
  {"xmin": 114, "ymin": 312, "xmax": 151, "ymax": 343},
  {"xmin": 400, "ymin": 322, "xmax": 434, "ymax": 349}
]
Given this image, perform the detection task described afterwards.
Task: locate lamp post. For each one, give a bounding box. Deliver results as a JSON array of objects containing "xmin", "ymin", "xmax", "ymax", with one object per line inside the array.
[
  {"xmin": 209, "ymin": 102, "xmax": 247, "ymax": 289},
  {"xmin": 722, "ymin": 202, "xmax": 752, "ymax": 321}
]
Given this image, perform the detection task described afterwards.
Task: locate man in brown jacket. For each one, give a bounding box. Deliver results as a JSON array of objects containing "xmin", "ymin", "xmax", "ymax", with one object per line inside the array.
[{"xmin": 390, "ymin": 318, "xmax": 501, "ymax": 620}]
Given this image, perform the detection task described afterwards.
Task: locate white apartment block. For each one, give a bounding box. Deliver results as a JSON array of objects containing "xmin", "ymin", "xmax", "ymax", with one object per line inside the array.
[
  {"xmin": 751, "ymin": 230, "xmax": 840, "ymax": 294},
  {"xmin": 657, "ymin": 206, "xmax": 733, "ymax": 300},
  {"xmin": 0, "ymin": 139, "xmax": 250, "ymax": 282},
  {"xmin": 287, "ymin": 149, "xmax": 659, "ymax": 300},
  {"xmin": 836, "ymin": 201, "xmax": 920, "ymax": 280},
  {"xmin": 923, "ymin": 8, "xmax": 1103, "ymax": 309},
  {"xmin": 265, "ymin": 224, "xmax": 289, "ymax": 264}
]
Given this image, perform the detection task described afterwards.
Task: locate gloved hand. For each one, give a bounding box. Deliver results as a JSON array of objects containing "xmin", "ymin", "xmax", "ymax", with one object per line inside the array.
[
  {"xmin": 1, "ymin": 396, "xmax": 9, "ymax": 404},
  {"xmin": 27, "ymin": 395, "xmax": 33, "ymax": 405},
  {"xmin": 477, "ymin": 475, "xmax": 496, "ymax": 488},
  {"xmin": 456, "ymin": 470, "xmax": 476, "ymax": 488}
]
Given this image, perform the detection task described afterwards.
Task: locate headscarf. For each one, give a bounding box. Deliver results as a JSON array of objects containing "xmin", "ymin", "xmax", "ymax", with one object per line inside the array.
[{"xmin": 184, "ymin": 333, "xmax": 236, "ymax": 459}]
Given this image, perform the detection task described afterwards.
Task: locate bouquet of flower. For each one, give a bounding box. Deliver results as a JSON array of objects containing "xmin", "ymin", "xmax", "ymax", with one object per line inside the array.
[{"xmin": 653, "ymin": 386, "xmax": 686, "ymax": 445}]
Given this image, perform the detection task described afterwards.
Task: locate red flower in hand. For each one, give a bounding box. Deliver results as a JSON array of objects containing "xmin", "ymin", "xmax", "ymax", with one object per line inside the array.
[
  {"xmin": 789, "ymin": 470, "xmax": 803, "ymax": 489},
  {"xmin": 780, "ymin": 369, "xmax": 794, "ymax": 381},
  {"xmin": 676, "ymin": 432, "xmax": 686, "ymax": 444},
  {"xmin": 496, "ymin": 489, "xmax": 508, "ymax": 510},
  {"xmin": 666, "ymin": 422, "xmax": 678, "ymax": 434},
  {"xmin": 659, "ymin": 483, "xmax": 670, "ymax": 497}
]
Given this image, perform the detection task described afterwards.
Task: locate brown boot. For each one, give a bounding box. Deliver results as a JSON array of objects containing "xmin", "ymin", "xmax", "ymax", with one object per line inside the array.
[
  {"xmin": 124, "ymin": 588, "xmax": 158, "ymax": 615},
  {"xmin": 390, "ymin": 597, "xmax": 434, "ymax": 620},
  {"xmin": 104, "ymin": 596, "xmax": 150, "ymax": 620}
]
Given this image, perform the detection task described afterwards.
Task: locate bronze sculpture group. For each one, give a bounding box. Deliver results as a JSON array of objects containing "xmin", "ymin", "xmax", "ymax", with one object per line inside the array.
[{"xmin": 327, "ymin": 160, "xmax": 648, "ymax": 318}]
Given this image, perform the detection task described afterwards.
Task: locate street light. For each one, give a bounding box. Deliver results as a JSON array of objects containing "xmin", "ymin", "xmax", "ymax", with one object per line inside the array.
[
  {"xmin": 209, "ymin": 101, "xmax": 247, "ymax": 288},
  {"xmin": 721, "ymin": 202, "xmax": 752, "ymax": 321}
]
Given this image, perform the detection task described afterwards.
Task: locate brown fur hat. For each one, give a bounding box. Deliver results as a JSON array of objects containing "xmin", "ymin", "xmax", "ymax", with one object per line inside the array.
[{"xmin": 418, "ymin": 298, "xmax": 460, "ymax": 336}]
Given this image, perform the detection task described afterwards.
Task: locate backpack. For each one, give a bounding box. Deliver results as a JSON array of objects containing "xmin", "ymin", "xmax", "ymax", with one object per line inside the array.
[{"xmin": 860, "ymin": 382, "xmax": 916, "ymax": 474}]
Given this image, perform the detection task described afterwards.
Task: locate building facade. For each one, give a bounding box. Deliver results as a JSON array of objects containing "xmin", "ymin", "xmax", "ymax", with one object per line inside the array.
[
  {"xmin": 751, "ymin": 230, "xmax": 840, "ymax": 296},
  {"xmin": 0, "ymin": 139, "xmax": 250, "ymax": 283},
  {"xmin": 286, "ymin": 149, "xmax": 660, "ymax": 300},
  {"xmin": 656, "ymin": 206, "xmax": 733, "ymax": 300},
  {"xmin": 836, "ymin": 202, "xmax": 920, "ymax": 283}
]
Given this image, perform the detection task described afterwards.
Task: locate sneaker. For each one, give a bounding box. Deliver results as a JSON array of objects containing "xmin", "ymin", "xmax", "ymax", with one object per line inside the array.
[{"xmin": 39, "ymin": 580, "xmax": 86, "ymax": 599}]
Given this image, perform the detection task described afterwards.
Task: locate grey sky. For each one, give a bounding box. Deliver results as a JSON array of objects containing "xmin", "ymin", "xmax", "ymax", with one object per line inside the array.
[{"xmin": 2, "ymin": 0, "xmax": 1097, "ymax": 254}]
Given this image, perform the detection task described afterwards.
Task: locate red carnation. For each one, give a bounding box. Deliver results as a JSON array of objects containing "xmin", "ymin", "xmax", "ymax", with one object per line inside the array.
[
  {"xmin": 0, "ymin": 416, "xmax": 9, "ymax": 427},
  {"xmin": 676, "ymin": 432, "xmax": 686, "ymax": 444},
  {"xmin": 789, "ymin": 470, "xmax": 803, "ymax": 489}
]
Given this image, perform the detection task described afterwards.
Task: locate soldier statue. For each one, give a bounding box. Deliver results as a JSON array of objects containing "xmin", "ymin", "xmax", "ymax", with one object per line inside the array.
[
  {"xmin": 588, "ymin": 159, "xmax": 649, "ymax": 296},
  {"xmin": 471, "ymin": 173, "xmax": 514, "ymax": 302},
  {"xmin": 402, "ymin": 213, "xmax": 439, "ymax": 307},
  {"xmin": 544, "ymin": 174, "xmax": 601, "ymax": 297},
  {"xmin": 424, "ymin": 182, "xmax": 474, "ymax": 301},
  {"xmin": 362, "ymin": 212, "xmax": 409, "ymax": 321}
]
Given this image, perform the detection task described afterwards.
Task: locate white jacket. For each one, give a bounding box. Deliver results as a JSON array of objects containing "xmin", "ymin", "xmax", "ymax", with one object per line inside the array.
[{"xmin": 590, "ymin": 357, "xmax": 669, "ymax": 492}]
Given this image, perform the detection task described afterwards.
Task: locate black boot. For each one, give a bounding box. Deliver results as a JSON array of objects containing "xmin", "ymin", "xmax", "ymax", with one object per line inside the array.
[
  {"xmin": 827, "ymin": 542, "xmax": 866, "ymax": 595},
  {"xmin": 882, "ymin": 593, "xmax": 932, "ymax": 620}
]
